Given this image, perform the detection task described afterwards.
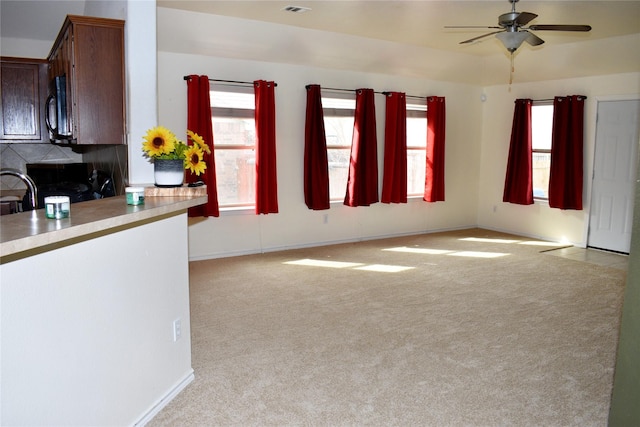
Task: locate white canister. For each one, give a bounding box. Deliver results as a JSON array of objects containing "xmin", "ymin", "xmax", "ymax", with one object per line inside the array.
[
  {"xmin": 44, "ymin": 196, "xmax": 70, "ymax": 219},
  {"xmin": 126, "ymin": 187, "xmax": 145, "ymax": 205}
]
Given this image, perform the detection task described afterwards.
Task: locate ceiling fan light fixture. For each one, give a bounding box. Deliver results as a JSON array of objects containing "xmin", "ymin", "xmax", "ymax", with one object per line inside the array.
[{"xmin": 496, "ymin": 31, "xmax": 530, "ymax": 52}]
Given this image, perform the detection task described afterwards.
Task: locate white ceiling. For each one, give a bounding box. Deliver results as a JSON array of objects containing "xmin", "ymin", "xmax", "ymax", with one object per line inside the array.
[
  {"xmin": 2, "ymin": 1, "xmax": 639, "ymax": 85},
  {"xmin": 156, "ymin": 0, "xmax": 640, "ymax": 57}
]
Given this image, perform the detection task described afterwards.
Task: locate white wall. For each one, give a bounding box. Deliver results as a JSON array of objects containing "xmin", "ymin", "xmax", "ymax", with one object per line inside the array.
[
  {"xmin": 157, "ymin": 51, "xmax": 483, "ymax": 259},
  {"xmin": 122, "ymin": 0, "xmax": 157, "ymax": 186},
  {"xmin": 477, "ymin": 72, "xmax": 640, "ymax": 246},
  {"xmin": 1, "ymin": 213, "xmax": 193, "ymax": 426}
]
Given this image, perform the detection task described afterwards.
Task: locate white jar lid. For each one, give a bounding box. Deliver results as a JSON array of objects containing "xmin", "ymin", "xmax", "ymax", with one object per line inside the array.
[
  {"xmin": 44, "ymin": 196, "xmax": 70, "ymax": 203},
  {"xmin": 126, "ymin": 187, "xmax": 144, "ymax": 192}
]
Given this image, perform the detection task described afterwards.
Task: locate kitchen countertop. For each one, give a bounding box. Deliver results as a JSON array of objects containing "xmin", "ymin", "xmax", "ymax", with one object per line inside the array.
[{"xmin": 1, "ymin": 194, "xmax": 207, "ymax": 261}]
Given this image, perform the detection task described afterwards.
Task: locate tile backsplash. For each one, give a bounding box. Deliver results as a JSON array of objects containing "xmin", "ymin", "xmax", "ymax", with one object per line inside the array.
[{"xmin": 0, "ymin": 143, "xmax": 127, "ymax": 195}]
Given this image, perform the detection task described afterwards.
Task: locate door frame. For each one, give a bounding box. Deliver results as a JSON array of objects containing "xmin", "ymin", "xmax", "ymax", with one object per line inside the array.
[{"xmin": 585, "ymin": 94, "xmax": 640, "ymax": 252}]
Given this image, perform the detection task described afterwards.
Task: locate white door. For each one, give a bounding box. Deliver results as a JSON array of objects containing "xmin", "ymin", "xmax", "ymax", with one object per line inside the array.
[{"xmin": 588, "ymin": 99, "xmax": 640, "ymax": 253}]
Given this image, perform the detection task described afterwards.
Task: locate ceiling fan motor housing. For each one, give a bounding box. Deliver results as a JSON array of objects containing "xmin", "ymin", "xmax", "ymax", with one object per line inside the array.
[{"xmin": 499, "ymin": 12, "xmax": 521, "ymax": 28}]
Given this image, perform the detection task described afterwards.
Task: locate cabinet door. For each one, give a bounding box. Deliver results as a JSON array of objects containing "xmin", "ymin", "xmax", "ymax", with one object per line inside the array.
[
  {"xmin": 0, "ymin": 59, "xmax": 48, "ymax": 142},
  {"xmin": 47, "ymin": 29, "xmax": 74, "ymax": 140},
  {"xmin": 73, "ymin": 22, "xmax": 125, "ymax": 145}
]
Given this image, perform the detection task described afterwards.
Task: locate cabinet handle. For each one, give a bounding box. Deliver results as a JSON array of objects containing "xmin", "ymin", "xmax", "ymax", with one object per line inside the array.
[{"xmin": 45, "ymin": 94, "xmax": 57, "ymax": 135}]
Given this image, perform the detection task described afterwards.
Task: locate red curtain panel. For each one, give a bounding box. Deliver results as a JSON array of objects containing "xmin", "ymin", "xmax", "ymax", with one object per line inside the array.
[
  {"xmin": 548, "ymin": 95, "xmax": 585, "ymax": 210},
  {"xmin": 344, "ymin": 88, "xmax": 379, "ymax": 207},
  {"xmin": 304, "ymin": 85, "xmax": 330, "ymax": 210},
  {"xmin": 186, "ymin": 74, "xmax": 219, "ymax": 217},
  {"xmin": 254, "ymin": 80, "xmax": 279, "ymax": 215},
  {"xmin": 381, "ymin": 92, "xmax": 408, "ymax": 204},
  {"xmin": 503, "ymin": 99, "xmax": 534, "ymax": 205},
  {"xmin": 424, "ymin": 96, "xmax": 446, "ymax": 202}
]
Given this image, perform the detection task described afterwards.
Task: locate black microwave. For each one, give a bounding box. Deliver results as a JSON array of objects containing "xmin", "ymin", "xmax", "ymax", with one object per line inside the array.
[{"xmin": 45, "ymin": 75, "xmax": 74, "ymax": 143}]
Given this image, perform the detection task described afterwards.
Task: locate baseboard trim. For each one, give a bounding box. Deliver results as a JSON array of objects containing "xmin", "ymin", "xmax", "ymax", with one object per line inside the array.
[
  {"xmin": 133, "ymin": 370, "xmax": 195, "ymax": 426},
  {"xmin": 188, "ymin": 226, "xmax": 473, "ymax": 262}
]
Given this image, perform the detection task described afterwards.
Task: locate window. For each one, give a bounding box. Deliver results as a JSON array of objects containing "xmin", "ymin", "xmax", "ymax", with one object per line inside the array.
[
  {"xmin": 322, "ymin": 95, "xmax": 429, "ymax": 201},
  {"xmin": 210, "ymin": 87, "xmax": 256, "ymax": 207},
  {"xmin": 532, "ymin": 103, "xmax": 553, "ymax": 199},
  {"xmin": 406, "ymin": 102, "xmax": 427, "ymax": 196},
  {"xmin": 323, "ymin": 96, "xmax": 355, "ymax": 201}
]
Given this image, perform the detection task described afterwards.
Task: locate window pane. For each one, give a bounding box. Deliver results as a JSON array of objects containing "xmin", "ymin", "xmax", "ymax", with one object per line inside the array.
[
  {"xmin": 211, "ymin": 90, "xmax": 254, "ymax": 109},
  {"xmin": 214, "ymin": 149, "xmax": 256, "ymax": 206},
  {"xmin": 406, "ymin": 112, "xmax": 426, "ymax": 196},
  {"xmin": 210, "ymin": 88, "xmax": 257, "ymax": 207},
  {"xmin": 212, "ymin": 118, "xmax": 255, "ymax": 146},
  {"xmin": 323, "ymin": 97, "xmax": 355, "ymax": 109},
  {"xmin": 532, "ymin": 104, "xmax": 553, "ymax": 150},
  {"xmin": 324, "ymin": 101, "xmax": 354, "ymax": 200},
  {"xmin": 328, "ymin": 148, "xmax": 350, "ymax": 200},
  {"xmin": 532, "ymin": 103, "xmax": 553, "ymax": 199},
  {"xmin": 407, "ymin": 117, "xmax": 426, "ymax": 148},
  {"xmin": 532, "ymin": 152, "xmax": 550, "ymax": 199},
  {"xmin": 407, "ymin": 149, "xmax": 426, "ymax": 195},
  {"xmin": 325, "ymin": 114, "xmax": 354, "ymax": 147}
]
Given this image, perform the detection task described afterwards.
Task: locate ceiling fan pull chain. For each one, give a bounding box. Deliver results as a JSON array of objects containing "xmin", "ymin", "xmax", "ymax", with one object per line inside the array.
[{"xmin": 509, "ymin": 53, "xmax": 515, "ymax": 86}]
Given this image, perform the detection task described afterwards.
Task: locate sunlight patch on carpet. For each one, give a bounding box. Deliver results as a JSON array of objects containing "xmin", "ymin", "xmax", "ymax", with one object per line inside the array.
[
  {"xmin": 447, "ymin": 251, "xmax": 509, "ymax": 258},
  {"xmin": 284, "ymin": 259, "xmax": 364, "ymax": 268},
  {"xmin": 518, "ymin": 241, "xmax": 569, "ymax": 247},
  {"xmin": 354, "ymin": 264, "xmax": 415, "ymax": 273},
  {"xmin": 384, "ymin": 246, "xmax": 508, "ymax": 259},
  {"xmin": 383, "ymin": 247, "xmax": 453, "ymax": 255},
  {"xmin": 460, "ymin": 237, "xmax": 521, "ymax": 244},
  {"xmin": 460, "ymin": 237, "xmax": 567, "ymax": 248}
]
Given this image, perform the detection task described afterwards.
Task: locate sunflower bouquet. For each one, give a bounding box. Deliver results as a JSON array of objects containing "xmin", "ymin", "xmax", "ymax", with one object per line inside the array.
[{"xmin": 142, "ymin": 126, "xmax": 211, "ymax": 175}]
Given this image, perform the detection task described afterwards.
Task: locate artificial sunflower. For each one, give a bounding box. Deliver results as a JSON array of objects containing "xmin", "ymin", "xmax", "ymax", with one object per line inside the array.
[
  {"xmin": 185, "ymin": 145, "xmax": 207, "ymax": 175},
  {"xmin": 142, "ymin": 126, "xmax": 211, "ymax": 176},
  {"xmin": 142, "ymin": 126, "xmax": 177, "ymax": 158},
  {"xmin": 187, "ymin": 130, "xmax": 211, "ymax": 155}
]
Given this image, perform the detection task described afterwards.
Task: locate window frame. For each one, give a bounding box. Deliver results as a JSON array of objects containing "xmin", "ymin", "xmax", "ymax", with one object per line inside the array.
[
  {"xmin": 322, "ymin": 92, "xmax": 356, "ymax": 202},
  {"xmin": 210, "ymin": 85, "xmax": 257, "ymax": 209},
  {"xmin": 406, "ymin": 101, "xmax": 427, "ymax": 198},
  {"xmin": 531, "ymin": 101, "xmax": 554, "ymax": 201}
]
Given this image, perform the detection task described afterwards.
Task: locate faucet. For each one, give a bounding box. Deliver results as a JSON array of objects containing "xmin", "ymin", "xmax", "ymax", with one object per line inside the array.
[{"xmin": 0, "ymin": 168, "xmax": 38, "ymax": 210}]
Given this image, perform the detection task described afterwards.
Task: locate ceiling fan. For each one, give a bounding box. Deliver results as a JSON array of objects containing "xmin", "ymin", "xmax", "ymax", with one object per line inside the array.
[{"xmin": 446, "ymin": 0, "xmax": 592, "ymax": 53}]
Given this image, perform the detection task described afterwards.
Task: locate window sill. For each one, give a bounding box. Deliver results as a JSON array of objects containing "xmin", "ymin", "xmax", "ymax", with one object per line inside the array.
[{"xmin": 218, "ymin": 206, "xmax": 255, "ymax": 216}]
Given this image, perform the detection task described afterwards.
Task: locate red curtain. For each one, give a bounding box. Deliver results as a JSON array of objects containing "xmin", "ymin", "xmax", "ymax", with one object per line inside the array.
[
  {"xmin": 548, "ymin": 95, "xmax": 585, "ymax": 210},
  {"xmin": 503, "ymin": 99, "xmax": 533, "ymax": 205},
  {"xmin": 424, "ymin": 96, "xmax": 446, "ymax": 202},
  {"xmin": 381, "ymin": 92, "xmax": 407, "ymax": 204},
  {"xmin": 254, "ymin": 80, "xmax": 278, "ymax": 215},
  {"xmin": 344, "ymin": 88, "xmax": 379, "ymax": 207},
  {"xmin": 186, "ymin": 74, "xmax": 219, "ymax": 217},
  {"xmin": 304, "ymin": 85, "xmax": 330, "ymax": 210}
]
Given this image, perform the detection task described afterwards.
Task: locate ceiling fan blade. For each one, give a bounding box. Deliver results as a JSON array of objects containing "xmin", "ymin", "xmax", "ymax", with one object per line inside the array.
[
  {"xmin": 528, "ymin": 24, "xmax": 592, "ymax": 32},
  {"xmin": 524, "ymin": 31, "xmax": 545, "ymax": 46},
  {"xmin": 459, "ymin": 30, "xmax": 505, "ymax": 45},
  {"xmin": 444, "ymin": 26, "xmax": 502, "ymax": 29},
  {"xmin": 514, "ymin": 12, "xmax": 538, "ymax": 26}
]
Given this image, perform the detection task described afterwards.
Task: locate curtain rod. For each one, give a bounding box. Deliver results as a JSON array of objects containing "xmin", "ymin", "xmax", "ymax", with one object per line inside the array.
[
  {"xmin": 308, "ymin": 85, "xmax": 429, "ymax": 100},
  {"xmin": 533, "ymin": 96, "xmax": 588, "ymax": 102},
  {"xmin": 183, "ymin": 76, "xmax": 277, "ymax": 87}
]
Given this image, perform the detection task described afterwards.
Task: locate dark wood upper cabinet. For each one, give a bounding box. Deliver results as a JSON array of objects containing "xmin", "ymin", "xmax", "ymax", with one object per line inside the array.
[
  {"xmin": 47, "ymin": 15, "xmax": 126, "ymax": 145},
  {"xmin": 0, "ymin": 57, "xmax": 48, "ymax": 142}
]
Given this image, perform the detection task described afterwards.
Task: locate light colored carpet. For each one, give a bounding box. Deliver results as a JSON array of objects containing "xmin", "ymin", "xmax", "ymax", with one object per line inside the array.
[{"xmin": 148, "ymin": 228, "xmax": 626, "ymax": 426}]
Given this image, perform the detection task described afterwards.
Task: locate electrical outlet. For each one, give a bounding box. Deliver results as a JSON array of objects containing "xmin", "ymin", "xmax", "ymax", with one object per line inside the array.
[{"xmin": 173, "ymin": 318, "xmax": 182, "ymax": 342}]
